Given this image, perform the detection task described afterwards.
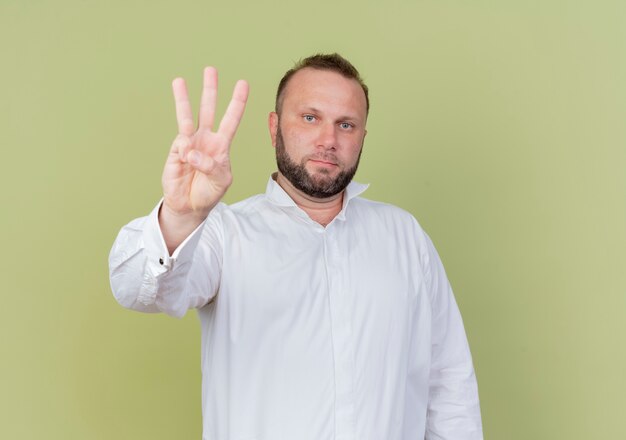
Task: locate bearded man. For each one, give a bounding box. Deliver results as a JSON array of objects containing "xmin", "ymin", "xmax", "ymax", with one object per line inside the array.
[{"xmin": 109, "ymin": 53, "xmax": 483, "ymax": 440}]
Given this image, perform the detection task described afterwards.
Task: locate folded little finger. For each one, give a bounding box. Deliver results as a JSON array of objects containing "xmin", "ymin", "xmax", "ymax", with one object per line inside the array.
[{"xmin": 172, "ymin": 134, "xmax": 192, "ymax": 162}]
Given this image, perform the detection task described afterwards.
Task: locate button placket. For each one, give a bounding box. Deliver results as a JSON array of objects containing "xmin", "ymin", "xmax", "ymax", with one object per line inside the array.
[{"xmin": 324, "ymin": 226, "xmax": 356, "ymax": 439}]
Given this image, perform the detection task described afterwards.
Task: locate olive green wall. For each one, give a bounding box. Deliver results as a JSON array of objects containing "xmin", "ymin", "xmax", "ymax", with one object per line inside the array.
[{"xmin": 1, "ymin": 0, "xmax": 624, "ymax": 438}]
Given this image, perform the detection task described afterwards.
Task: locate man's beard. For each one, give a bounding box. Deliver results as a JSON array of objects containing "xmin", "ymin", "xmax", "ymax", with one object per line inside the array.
[{"xmin": 275, "ymin": 124, "xmax": 362, "ymax": 199}]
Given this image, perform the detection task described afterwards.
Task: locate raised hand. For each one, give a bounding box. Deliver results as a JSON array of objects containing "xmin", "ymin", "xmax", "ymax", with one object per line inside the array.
[{"xmin": 160, "ymin": 67, "xmax": 249, "ymax": 252}]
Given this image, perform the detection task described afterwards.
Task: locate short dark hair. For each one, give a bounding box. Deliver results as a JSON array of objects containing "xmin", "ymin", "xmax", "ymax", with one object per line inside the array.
[{"xmin": 275, "ymin": 53, "xmax": 370, "ymax": 115}]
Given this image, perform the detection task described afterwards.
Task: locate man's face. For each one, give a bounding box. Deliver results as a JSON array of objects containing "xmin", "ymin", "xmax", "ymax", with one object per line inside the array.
[{"xmin": 269, "ymin": 68, "xmax": 368, "ymax": 199}]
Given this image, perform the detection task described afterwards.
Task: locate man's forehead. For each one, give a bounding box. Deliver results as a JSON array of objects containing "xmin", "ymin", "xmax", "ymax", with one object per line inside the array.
[
  {"xmin": 282, "ymin": 68, "xmax": 367, "ymax": 114},
  {"xmin": 286, "ymin": 67, "xmax": 358, "ymax": 91}
]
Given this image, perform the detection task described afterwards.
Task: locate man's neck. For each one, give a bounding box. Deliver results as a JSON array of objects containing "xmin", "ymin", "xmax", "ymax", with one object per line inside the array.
[{"xmin": 275, "ymin": 172, "xmax": 344, "ymax": 227}]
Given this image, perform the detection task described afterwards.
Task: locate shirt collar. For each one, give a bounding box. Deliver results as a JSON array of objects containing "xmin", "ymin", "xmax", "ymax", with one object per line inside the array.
[{"xmin": 265, "ymin": 173, "xmax": 369, "ymax": 220}]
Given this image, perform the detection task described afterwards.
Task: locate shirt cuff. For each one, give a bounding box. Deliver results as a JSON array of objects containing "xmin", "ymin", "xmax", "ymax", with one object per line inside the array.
[{"xmin": 137, "ymin": 199, "xmax": 207, "ymax": 305}]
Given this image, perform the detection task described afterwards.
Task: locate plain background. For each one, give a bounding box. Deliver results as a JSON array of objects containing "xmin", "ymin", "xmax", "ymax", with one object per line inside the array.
[{"xmin": 1, "ymin": 0, "xmax": 624, "ymax": 438}]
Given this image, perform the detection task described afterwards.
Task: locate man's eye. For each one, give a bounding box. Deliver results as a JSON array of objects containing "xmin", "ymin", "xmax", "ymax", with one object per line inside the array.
[
  {"xmin": 304, "ymin": 115, "xmax": 315, "ymax": 122},
  {"xmin": 340, "ymin": 122, "xmax": 353, "ymax": 129}
]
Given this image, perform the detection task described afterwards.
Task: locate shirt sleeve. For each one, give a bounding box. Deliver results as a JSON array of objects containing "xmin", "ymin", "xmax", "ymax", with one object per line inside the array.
[
  {"xmin": 108, "ymin": 200, "xmax": 224, "ymax": 318},
  {"xmin": 422, "ymin": 232, "xmax": 483, "ymax": 440}
]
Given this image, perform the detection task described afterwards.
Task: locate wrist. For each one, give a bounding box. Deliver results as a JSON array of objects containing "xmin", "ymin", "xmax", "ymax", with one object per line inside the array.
[
  {"xmin": 161, "ymin": 201, "xmax": 210, "ymax": 226},
  {"xmin": 159, "ymin": 202, "xmax": 211, "ymax": 254}
]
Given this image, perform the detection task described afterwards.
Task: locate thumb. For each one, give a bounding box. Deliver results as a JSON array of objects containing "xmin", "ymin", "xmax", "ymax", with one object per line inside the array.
[{"xmin": 188, "ymin": 150, "xmax": 216, "ymax": 174}]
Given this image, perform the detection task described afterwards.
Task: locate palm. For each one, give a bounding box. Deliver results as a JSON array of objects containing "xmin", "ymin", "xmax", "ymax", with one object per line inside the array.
[{"xmin": 162, "ymin": 67, "xmax": 248, "ymax": 217}]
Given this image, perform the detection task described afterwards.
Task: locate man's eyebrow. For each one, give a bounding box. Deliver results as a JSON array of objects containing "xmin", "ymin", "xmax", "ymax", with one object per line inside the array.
[{"xmin": 301, "ymin": 106, "xmax": 362, "ymax": 122}]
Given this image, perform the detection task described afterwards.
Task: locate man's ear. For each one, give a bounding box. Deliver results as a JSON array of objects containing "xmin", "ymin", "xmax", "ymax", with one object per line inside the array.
[{"xmin": 268, "ymin": 112, "xmax": 279, "ymax": 148}]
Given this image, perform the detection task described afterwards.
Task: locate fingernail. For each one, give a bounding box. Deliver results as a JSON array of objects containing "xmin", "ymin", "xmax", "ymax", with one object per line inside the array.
[{"xmin": 188, "ymin": 151, "xmax": 200, "ymax": 165}]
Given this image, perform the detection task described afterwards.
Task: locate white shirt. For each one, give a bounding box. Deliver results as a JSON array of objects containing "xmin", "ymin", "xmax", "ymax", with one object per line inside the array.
[{"xmin": 109, "ymin": 177, "xmax": 483, "ymax": 440}]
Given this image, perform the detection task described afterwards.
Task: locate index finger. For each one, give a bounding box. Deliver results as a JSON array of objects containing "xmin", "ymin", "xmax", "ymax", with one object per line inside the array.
[
  {"xmin": 217, "ymin": 80, "xmax": 249, "ymax": 142},
  {"xmin": 172, "ymin": 77, "xmax": 195, "ymax": 136}
]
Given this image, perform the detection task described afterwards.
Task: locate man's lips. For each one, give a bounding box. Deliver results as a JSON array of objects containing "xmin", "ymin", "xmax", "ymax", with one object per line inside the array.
[{"xmin": 308, "ymin": 158, "xmax": 338, "ymax": 167}]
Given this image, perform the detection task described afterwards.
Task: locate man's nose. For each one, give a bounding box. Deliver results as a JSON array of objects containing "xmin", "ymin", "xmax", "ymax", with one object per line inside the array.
[{"xmin": 316, "ymin": 122, "xmax": 338, "ymax": 150}]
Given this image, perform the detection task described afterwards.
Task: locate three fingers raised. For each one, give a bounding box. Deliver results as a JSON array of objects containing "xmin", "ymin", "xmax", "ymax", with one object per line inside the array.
[{"xmin": 172, "ymin": 69, "xmax": 249, "ymax": 143}]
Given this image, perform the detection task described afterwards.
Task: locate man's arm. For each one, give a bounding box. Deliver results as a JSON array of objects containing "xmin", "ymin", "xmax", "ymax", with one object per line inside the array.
[
  {"xmin": 109, "ymin": 200, "xmax": 225, "ymax": 318},
  {"xmin": 423, "ymin": 233, "xmax": 483, "ymax": 440},
  {"xmin": 109, "ymin": 67, "xmax": 248, "ymax": 317}
]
